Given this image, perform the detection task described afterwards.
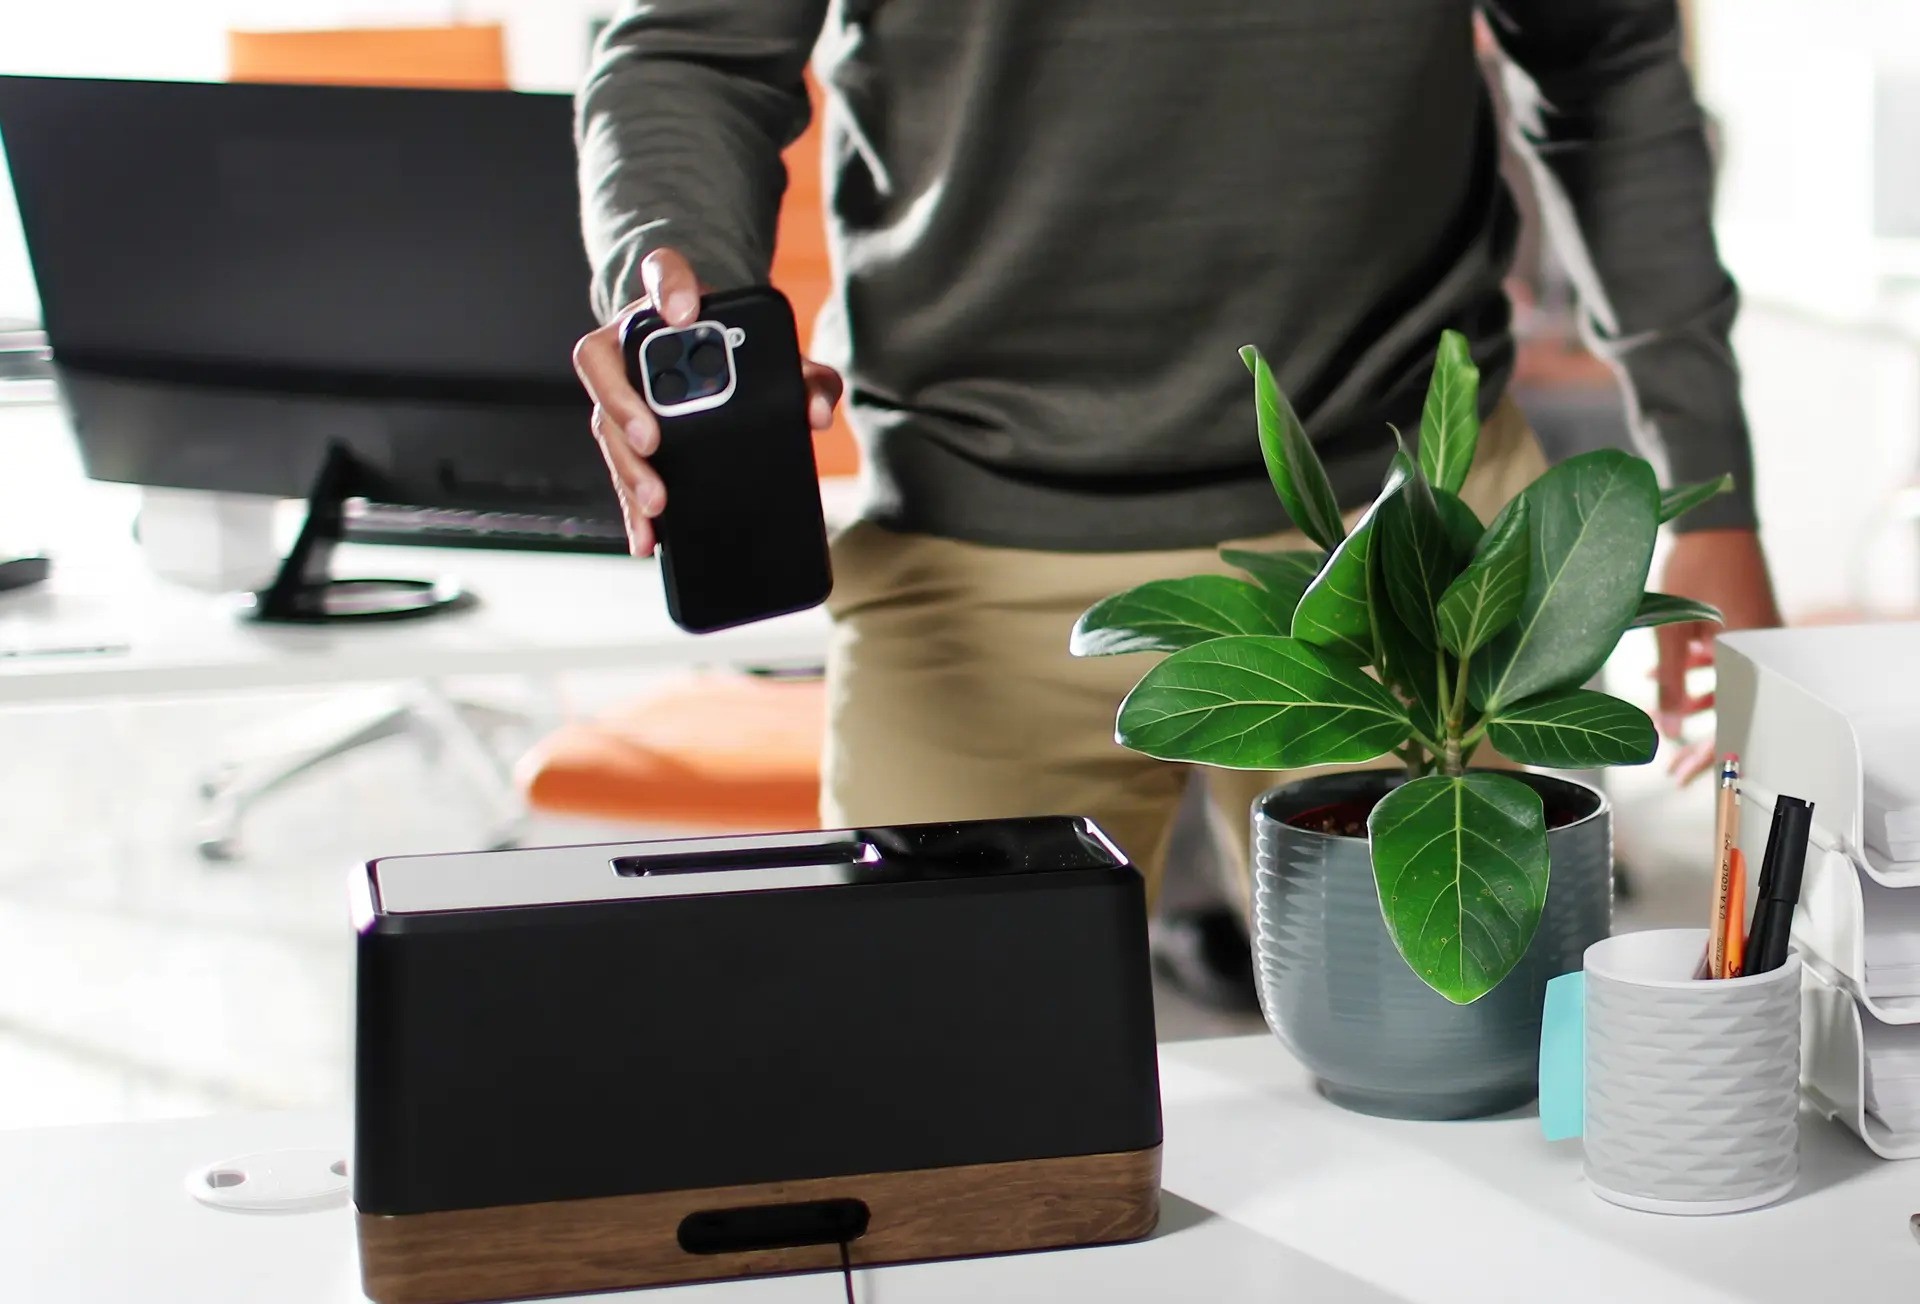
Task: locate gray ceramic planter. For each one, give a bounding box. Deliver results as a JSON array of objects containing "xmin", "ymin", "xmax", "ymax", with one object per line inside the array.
[{"xmin": 1253, "ymin": 769, "xmax": 1611, "ymax": 1120}]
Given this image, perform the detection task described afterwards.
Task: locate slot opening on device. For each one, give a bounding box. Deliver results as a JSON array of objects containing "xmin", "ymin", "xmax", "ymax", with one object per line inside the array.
[
  {"xmin": 612, "ymin": 842, "xmax": 875, "ymax": 877},
  {"xmin": 677, "ymin": 1198, "xmax": 871, "ymax": 1255}
]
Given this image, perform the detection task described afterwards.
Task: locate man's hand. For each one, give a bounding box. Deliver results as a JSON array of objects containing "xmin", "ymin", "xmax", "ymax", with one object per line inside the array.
[
  {"xmin": 571, "ymin": 247, "xmax": 844, "ymax": 555},
  {"xmin": 1654, "ymin": 528, "xmax": 1783, "ymax": 783}
]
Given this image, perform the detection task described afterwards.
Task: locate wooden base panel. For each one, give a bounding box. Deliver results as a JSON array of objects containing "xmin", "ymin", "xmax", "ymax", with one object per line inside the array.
[{"xmin": 357, "ymin": 1146, "xmax": 1161, "ymax": 1304}]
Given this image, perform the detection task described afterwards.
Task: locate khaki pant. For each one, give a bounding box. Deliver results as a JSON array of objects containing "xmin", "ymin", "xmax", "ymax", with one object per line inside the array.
[{"xmin": 821, "ymin": 400, "xmax": 1548, "ymax": 911}]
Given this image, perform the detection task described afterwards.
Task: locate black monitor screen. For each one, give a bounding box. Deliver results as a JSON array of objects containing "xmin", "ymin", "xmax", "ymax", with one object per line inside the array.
[{"xmin": 0, "ymin": 75, "xmax": 596, "ymax": 390}]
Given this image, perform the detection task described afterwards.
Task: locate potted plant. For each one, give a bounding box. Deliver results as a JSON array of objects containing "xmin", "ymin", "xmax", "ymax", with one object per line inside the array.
[{"xmin": 1071, "ymin": 331, "xmax": 1732, "ymax": 1119}]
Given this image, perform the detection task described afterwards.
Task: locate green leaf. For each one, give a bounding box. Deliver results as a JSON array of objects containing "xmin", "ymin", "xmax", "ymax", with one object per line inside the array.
[
  {"xmin": 1367, "ymin": 772, "xmax": 1549, "ymax": 1005},
  {"xmin": 1241, "ymin": 346, "xmax": 1346, "ymax": 552},
  {"xmin": 1469, "ymin": 449, "xmax": 1660, "ymax": 713},
  {"xmin": 1219, "ymin": 547, "xmax": 1324, "ymax": 619},
  {"xmin": 1070, "ymin": 576, "xmax": 1286, "ymax": 657},
  {"xmin": 1659, "ymin": 474, "xmax": 1735, "ymax": 525},
  {"xmin": 1417, "ymin": 329, "xmax": 1480, "ymax": 495},
  {"xmin": 1291, "ymin": 529, "xmax": 1376, "ymax": 664},
  {"xmin": 1116, "ymin": 635, "xmax": 1411, "ymax": 769},
  {"xmin": 1433, "ymin": 488, "xmax": 1485, "ymax": 565},
  {"xmin": 1485, "ymin": 689, "xmax": 1658, "ymax": 768},
  {"xmin": 1292, "ymin": 456, "xmax": 1410, "ymax": 664},
  {"xmin": 1368, "ymin": 508, "xmax": 1448, "ymax": 743},
  {"xmin": 1375, "ymin": 462, "xmax": 1453, "ymax": 648},
  {"xmin": 1436, "ymin": 497, "xmax": 1531, "ymax": 659},
  {"xmin": 1628, "ymin": 591, "xmax": 1724, "ymax": 630}
]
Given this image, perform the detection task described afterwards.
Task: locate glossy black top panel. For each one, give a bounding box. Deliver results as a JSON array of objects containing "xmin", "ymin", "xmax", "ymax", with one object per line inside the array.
[{"xmin": 367, "ymin": 816, "xmax": 1133, "ymax": 916}]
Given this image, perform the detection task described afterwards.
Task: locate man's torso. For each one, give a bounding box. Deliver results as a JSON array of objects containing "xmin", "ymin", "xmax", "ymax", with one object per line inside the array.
[{"xmin": 810, "ymin": 0, "xmax": 1516, "ymax": 550}]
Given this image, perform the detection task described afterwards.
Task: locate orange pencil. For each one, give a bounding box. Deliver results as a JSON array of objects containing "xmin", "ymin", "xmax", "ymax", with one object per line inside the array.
[{"xmin": 1724, "ymin": 848, "xmax": 1748, "ymax": 978}]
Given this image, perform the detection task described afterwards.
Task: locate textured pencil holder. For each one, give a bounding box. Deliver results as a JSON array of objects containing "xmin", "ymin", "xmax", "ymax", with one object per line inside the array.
[{"xmin": 1539, "ymin": 928, "xmax": 1800, "ymax": 1215}]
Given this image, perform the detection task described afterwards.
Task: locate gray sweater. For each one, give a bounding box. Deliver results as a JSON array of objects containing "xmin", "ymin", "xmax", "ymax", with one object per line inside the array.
[{"xmin": 578, "ymin": 0, "xmax": 1754, "ymax": 551}]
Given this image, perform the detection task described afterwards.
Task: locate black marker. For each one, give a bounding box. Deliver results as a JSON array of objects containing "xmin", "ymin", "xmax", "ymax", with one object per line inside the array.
[{"xmin": 1748, "ymin": 796, "xmax": 1814, "ymax": 974}]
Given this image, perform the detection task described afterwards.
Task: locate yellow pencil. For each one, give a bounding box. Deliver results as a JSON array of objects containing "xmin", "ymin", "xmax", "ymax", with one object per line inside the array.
[{"xmin": 1707, "ymin": 756, "xmax": 1740, "ymax": 979}]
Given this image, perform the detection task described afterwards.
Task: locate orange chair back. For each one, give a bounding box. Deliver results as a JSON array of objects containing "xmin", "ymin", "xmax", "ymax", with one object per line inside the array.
[
  {"xmin": 227, "ymin": 25, "xmax": 509, "ymax": 90},
  {"xmin": 774, "ymin": 74, "xmax": 859, "ymax": 476}
]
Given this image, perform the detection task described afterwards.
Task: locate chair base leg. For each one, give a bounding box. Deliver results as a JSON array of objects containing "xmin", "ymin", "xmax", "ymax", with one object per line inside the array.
[{"xmin": 196, "ymin": 682, "xmax": 537, "ymax": 861}]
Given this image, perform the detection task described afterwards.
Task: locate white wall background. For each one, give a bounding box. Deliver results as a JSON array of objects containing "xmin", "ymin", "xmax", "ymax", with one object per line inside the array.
[
  {"xmin": 1694, "ymin": 0, "xmax": 1920, "ymax": 618},
  {"xmin": 1696, "ymin": 0, "xmax": 1920, "ymax": 317},
  {"xmin": 1733, "ymin": 308, "xmax": 1920, "ymax": 619}
]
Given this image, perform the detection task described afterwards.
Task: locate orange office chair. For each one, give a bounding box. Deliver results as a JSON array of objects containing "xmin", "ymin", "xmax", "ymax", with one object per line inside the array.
[
  {"xmin": 226, "ymin": 24, "xmax": 509, "ymax": 90},
  {"xmin": 517, "ymin": 73, "xmax": 851, "ymax": 834},
  {"xmin": 516, "ymin": 674, "xmax": 826, "ymax": 832}
]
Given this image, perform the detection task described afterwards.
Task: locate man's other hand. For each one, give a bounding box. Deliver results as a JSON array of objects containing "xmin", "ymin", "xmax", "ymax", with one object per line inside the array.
[{"xmin": 1654, "ymin": 528, "xmax": 1783, "ymax": 783}]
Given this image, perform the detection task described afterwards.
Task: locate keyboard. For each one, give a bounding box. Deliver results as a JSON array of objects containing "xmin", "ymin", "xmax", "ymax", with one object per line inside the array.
[
  {"xmin": 343, "ymin": 501, "xmax": 630, "ymax": 554},
  {"xmin": 0, "ymin": 327, "xmax": 51, "ymax": 385}
]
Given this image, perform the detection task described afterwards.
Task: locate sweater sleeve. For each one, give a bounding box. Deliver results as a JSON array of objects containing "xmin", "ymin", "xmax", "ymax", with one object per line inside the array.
[
  {"xmin": 1482, "ymin": 0, "xmax": 1756, "ymax": 530},
  {"xmin": 576, "ymin": 0, "xmax": 829, "ymax": 323}
]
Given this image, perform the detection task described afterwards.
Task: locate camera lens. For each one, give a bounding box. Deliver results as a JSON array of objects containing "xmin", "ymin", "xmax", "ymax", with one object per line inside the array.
[
  {"xmin": 687, "ymin": 340, "xmax": 727, "ymax": 379},
  {"xmin": 646, "ymin": 332, "xmax": 683, "ymax": 369},
  {"xmin": 651, "ymin": 370, "xmax": 688, "ymax": 404}
]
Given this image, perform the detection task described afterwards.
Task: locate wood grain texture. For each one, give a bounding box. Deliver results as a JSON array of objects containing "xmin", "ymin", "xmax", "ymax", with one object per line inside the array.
[{"xmin": 359, "ymin": 1146, "xmax": 1161, "ymax": 1304}]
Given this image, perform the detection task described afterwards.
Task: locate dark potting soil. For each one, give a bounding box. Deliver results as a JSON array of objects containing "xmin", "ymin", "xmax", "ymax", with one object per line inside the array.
[{"xmin": 1287, "ymin": 795, "xmax": 1587, "ymax": 837}]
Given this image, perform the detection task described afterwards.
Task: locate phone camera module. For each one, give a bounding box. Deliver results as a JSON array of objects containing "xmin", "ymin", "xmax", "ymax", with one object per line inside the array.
[
  {"xmin": 645, "ymin": 332, "xmax": 684, "ymax": 370},
  {"xmin": 651, "ymin": 370, "xmax": 689, "ymax": 404},
  {"xmin": 641, "ymin": 322, "xmax": 734, "ymax": 411},
  {"xmin": 687, "ymin": 339, "xmax": 728, "ymax": 379}
]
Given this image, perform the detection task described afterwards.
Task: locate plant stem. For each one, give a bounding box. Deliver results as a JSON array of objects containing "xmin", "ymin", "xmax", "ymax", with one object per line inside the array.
[
  {"xmin": 1405, "ymin": 724, "xmax": 1446, "ymax": 758},
  {"xmin": 1366, "ymin": 585, "xmax": 1388, "ymax": 678},
  {"xmin": 1436, "ymin": 655, "xmax": 1475, "ymax": 776}
]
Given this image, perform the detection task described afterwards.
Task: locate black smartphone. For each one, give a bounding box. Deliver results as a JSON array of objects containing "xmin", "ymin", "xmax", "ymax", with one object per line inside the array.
[{"xmin": 621, "ymin": 286, "xmax": 832, "ymax": 634}]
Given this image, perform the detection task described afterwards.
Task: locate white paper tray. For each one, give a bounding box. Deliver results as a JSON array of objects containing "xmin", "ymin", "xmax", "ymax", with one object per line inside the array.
[
  {"xmin": 1717, "ymin": 625, "xmax": 1920, "ymax": 890},
  {"xmin": 1770, "ymin": 809, "xmax": 1920, "ymax": 1023},
  {"xmin": 1801, "ymin": 963, "xmax": 1920, "ymax": 1159}
]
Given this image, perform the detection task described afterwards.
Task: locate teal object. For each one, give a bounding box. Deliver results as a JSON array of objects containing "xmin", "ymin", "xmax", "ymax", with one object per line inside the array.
[{"xmin": 1539, "ymin": 970, "xmax": 1586, "ymax": 1140}]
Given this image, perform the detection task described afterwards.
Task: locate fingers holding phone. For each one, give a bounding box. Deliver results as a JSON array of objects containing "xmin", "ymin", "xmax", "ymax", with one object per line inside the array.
[
  {"xmin": 575, "ymin": 321, "xmax": 664, "ymax": 556},
  {"xmin": 640, "ymin": 246, "xmax": 704, "ymax": 331},
  {"xmin": 801, "ymin": 359, "xmax": 843, "ymax": 431},
  {"xmin": 582, "ymin": 380, "xmax": 664, "ymax": 553},
  {"xmin": 572, "ymin": 246, "xmax": 846, "ymax": 561},
  {"xmin": 573, "ymin": 249, "xmax": 703, "ymax": 555}
]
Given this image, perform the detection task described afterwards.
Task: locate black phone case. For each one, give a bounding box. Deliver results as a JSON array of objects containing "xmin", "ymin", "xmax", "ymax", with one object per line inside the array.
[{"xmin": 621, "ymin": 286, "xmax": 831, "ymax": 634}]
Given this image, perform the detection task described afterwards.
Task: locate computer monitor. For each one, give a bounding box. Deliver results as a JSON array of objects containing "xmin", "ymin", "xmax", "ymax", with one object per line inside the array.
[{"xmin": 0, "ymin": 74, "xmax": 622, "ymax": 620}]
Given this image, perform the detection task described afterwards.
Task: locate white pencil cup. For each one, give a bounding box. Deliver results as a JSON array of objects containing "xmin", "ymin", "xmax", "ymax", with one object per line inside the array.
[{"xmin": 1539, "ymin": 928, "xmax": 1801, "ymax": 1215}]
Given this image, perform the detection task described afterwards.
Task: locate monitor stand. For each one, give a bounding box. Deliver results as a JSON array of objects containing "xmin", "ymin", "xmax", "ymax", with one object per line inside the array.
[{"xmin": 240, "ymin": 444, "xmax": 474, "ymax": 624}]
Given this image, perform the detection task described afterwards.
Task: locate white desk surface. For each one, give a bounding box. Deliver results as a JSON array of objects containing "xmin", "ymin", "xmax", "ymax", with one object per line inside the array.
[
  {"xmin": 3, "ymin": 1036, "xmax": 1913, "ymax": 1304},
  {"xmin": 0, "ymin": 402, "xmax": 832, "ymax": 706}
]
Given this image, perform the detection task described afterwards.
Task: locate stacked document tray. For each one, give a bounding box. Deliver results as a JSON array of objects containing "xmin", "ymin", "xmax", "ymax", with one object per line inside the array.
[{"xmin": 1718, "ymin": 624, "xmax": 1920, "ymax": 1158}]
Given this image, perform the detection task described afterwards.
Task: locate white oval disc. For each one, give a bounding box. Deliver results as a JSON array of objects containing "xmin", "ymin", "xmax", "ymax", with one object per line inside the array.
[{"xmin": 186, "ymin": 1149, "xmax": 349, "ymax": 1213}]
